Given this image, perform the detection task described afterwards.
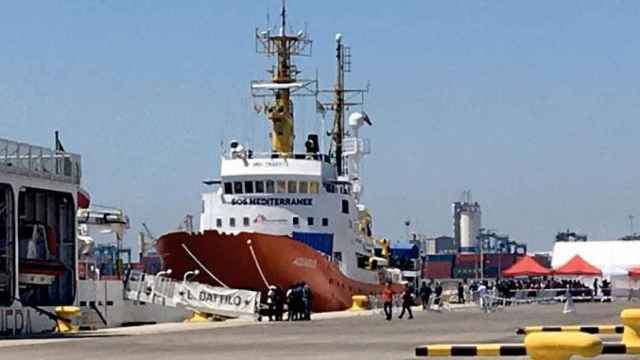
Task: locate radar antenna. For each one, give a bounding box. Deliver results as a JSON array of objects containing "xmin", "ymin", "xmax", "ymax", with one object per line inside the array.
[
  {"xmin": 317, "ymin": 34, "xmax": 368, "ymax": 176},
  {"xmin": 252, "ymin": 0, "xmax": 316, "ymax": 155}
]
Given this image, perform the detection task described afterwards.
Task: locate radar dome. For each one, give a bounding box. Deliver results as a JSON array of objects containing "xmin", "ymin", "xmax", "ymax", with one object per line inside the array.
[{"xmin": 348, "ymin": 111, "xmax": 372, "ymax": 128}]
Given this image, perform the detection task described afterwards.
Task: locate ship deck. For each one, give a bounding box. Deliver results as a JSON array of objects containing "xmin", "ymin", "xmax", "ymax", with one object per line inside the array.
[{"xmin": 0, "ymin": 302, "xmax": 634, "ymax": 359}]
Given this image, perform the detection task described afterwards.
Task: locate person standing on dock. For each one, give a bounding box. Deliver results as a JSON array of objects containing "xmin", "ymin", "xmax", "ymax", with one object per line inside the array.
[
  {"xmin": 398, "ymin": 285, "xmax": 414, "ymax": 319},
  {"xmin": 457, "ymin": 282, "xmax": 465, "ymax": 304},
  {"xmin": 382, "ymin": 281, "xmax": 395, "ymax": 321},
  {"xmin": 267, "ymin": 285, "xmax": 277, "ymax": 321},
  {"xmin": 434, "ymin": 282, "xmax": 443, "ymax": 308},
  {"xmin": 419, "ymin": 282, "xmax": 431, "ymax": 310}
]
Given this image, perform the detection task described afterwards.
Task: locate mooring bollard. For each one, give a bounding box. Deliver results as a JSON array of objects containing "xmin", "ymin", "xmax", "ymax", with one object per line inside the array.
[
  {"xmin": 349, "ymin": 294, "xmax": 369, "ymax": 311},
  {"xmin": 524, "ymin": 332, "xmax": 602, "ymax": 360},
  {"xmin": 621, "ymin": 308, "xmax": 640, "ymax": 347},
  {"xmin": 54, "ymin": 306, "xmax": 81, "ymax": 333},
  {"xmin": 185, "ymin": 310, "xmax": 211, "ymax": 322}
]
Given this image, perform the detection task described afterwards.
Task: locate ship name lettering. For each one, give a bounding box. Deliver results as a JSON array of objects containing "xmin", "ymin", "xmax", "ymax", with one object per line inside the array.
[
  {"xmin": 231, "ymin": 198, "xmax": 312, "ymax": 206},
  {"xmin": 0, "ymin": 308, "xmax": 33, "ymax": 336},
  {"xmin": 198, "ymin": 292, "xmax": 243, "ymax": 307}
]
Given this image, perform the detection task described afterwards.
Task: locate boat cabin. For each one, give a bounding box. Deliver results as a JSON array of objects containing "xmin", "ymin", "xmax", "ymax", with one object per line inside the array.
[{"xmin": 0, "ymin": 138, "xmax": 80, "ymax": 308}]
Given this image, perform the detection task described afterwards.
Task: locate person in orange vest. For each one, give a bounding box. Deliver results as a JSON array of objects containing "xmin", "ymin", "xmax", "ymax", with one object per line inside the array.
[{"xmin": 382, "ymin": 281, "xmax": 395, "ymax": 321}]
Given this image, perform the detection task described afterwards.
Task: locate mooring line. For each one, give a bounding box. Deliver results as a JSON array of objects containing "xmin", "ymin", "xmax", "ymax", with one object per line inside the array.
[
  {"xmin": 181, "ymin": 243, "xmax": 229, "ymax": 288},
  {"xmin": 247, "ymin": 239, "xmax": 270, "ymax": 288}
]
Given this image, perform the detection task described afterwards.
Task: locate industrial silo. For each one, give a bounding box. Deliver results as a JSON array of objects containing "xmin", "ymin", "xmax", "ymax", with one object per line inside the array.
[{"xmin": 453, "ymin": 191, "xmax": 482, "ymax": 253}]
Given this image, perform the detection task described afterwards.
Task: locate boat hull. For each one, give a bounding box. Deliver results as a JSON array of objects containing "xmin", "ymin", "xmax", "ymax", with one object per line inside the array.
[{"xmin": 156, "ymin": 230, "xmax": 392, "ymax": 312}]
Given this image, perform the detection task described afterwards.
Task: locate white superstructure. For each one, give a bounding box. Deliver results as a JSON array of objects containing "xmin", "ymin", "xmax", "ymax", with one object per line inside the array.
[
  {"xmin": 200, "ymin": 126, "xmax": 379, "ymax": 284},
  {"xmin": 0, "ymin": 138, "xmax": 81, "ymax": 335}
]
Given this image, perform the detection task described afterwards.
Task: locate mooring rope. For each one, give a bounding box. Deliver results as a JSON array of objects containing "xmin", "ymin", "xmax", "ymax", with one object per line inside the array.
[
  {"xmin": 181, "ymin": 243, "xmax": 229, "ymax": 288},
  {"xmin": 247, "ymin": 239, "xmax": 271, "ymax": 288}
]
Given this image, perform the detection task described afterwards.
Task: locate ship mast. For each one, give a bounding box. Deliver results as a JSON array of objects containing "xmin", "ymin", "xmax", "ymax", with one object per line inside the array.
[
  {"xmin": 252, "ymin": 0, "xmax": 314, "ymax": 155},
  {"xmin": 317, "ymin": 34, "xmax": 368, "ymax": 177},
  {"xmin": 333, "ymin": 34, "xmax": 345, "ymax": 176}
]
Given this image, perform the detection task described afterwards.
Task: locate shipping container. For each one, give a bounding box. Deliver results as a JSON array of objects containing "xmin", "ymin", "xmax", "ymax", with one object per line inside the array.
[
  {"xmin": 423, "ymin": 260, "xmax": 453, "ymax": 279},
  {"xmin": 426, "ymin": 254, "xmax": 456, "ymax": 262},
  {"xmin": 453, "ymin": 267, "xmax": 476, "ymax": 279}
]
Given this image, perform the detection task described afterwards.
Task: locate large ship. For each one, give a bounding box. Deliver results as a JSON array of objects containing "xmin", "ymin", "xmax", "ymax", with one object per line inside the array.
[{"xmin": 157, "ymin": 3, "xmax": 402, "ymax": 312}]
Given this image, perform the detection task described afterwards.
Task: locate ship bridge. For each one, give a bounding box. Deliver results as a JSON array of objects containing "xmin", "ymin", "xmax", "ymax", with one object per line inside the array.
[{"xmin": 221, "ymin": 152, "xmax": 335, "ymax": 178}]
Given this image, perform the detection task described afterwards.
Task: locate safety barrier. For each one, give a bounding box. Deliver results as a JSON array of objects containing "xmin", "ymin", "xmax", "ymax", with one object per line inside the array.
[
  {"xmin": 515, "ymin": 308, "xmax": 640, "ymax": 348},
  {"xmin": 516, "ymin": 325, "xmax": 624, "ymax": 335},
  {"xmin": 416, "ymin": 334, "xmax": 640, "ymax": 359},
  {"xmin": 416, "ymin": 344, "xmax": 526, "ymax": 357},
  {"xmin": 416, "ymin": 342, "xmax": 640, "ymax": 357},
  {"xmin": 415, "ymin": 309, "xmax": 640, "ymax": 359}
]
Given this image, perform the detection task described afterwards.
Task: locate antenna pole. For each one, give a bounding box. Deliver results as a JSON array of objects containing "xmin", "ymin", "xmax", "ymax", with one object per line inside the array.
[
  {"xmin": 281, "ymin": 0, "xmax": 286, "ymax": 33},
  {"xmin": 333, "ymin": 35, "xmax": 345, "ymax": 176}
]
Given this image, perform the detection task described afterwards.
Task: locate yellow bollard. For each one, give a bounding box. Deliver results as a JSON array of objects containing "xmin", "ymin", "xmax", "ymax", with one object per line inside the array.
[
  {"xmin": 621, "ymin": 308, "xmax": 640, "ymax": 347},
  {"xmin": 349, "ymin": 295, "xmax": 369, "ymax": 311},
  {"xmin": 54, "ymin": 306, "xmax": 81, "ymax": 333},
  {"xmin": 524, "ymin": 332, "xmax": 602, "ymax": 360},
  {"xmin": 185, "ymin": 310, "xmax": 211, "ymax": 322}
]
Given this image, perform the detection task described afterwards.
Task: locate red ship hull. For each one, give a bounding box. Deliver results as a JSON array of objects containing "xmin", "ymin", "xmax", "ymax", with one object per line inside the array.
[{"xmin": 156, "ymin": 230, "xmax": 394, "ymax": 312}]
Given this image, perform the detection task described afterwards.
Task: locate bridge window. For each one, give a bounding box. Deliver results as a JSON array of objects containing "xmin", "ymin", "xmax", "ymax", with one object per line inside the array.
[
  {"xmin": 276, "ymin": 180, "xmax": 286, "ymax": 193},
  {"xmin": 266, "ymin": 180, "xmax": 275, "ymax": 193},
  {"xmin": 255, "ymin": 181, "xmax": 265, "ymax": 193},
  {"xmin": 292, "ymin": 217, "xmax": 299, "ymax": 226},
  {"xmin": 307, "ymin": 217, "xmax": 314, "ymax": 226},
  {"xmin": 233, "ymin": 182, "xmax": 243, "ymax": 194},
  {"xmin": 224, "ymin": 182, "xmax": 232, "ymax": 194},
  {"xmin": 322, "ymin": 218, "xmax": 329, "ymax": 227},
  {"xmin": 309, "ymin": 181, "xmax": 319, "ymax": 194},
  {"xmin": 356, "ymin": 253, "xmax": 370, "ymax": 269},
  {"xmin": 229, "ymin": 218, "xmax": 236, "ymax": 227},
  {"xmin": 243, "ymin": 217, "xmax": 250, "ymax": 226},
  {"xmin": 244, "ymin": 181, "xmax": 254, "ymax": 194},
  {"xmin": 0, "ymin": 184, "xmax": 14, "ymax": 306},
  {"xmin": 216, "ymin": 218, "xmax": 222, "ymax": 228},
  {"xmin": 324, "ymin": 183, "xmax": 335, "ymax": 193},
  {"xmin": 298, "ymin": 181, "xmax": 308, "ymax": 194},
  {"xmin": 341, "ymin": 199, "xmax": 349, "ymax": 214},
  {"xmin": 287, "ymin": 181, "xmax": 297, "ymax": 193}
]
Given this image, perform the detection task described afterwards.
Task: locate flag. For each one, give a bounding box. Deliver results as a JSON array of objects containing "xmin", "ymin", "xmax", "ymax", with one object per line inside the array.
[
  {"xmin": 362, "ymin": 112, "xmax": 372, "ymax": 126},
  {"xmin": 315, "ymin": 100, "xmax": 326, "ymax": 116},
  {"xmin": 55, "ymin": 131, "xmax": 65, "ymax": 152}
]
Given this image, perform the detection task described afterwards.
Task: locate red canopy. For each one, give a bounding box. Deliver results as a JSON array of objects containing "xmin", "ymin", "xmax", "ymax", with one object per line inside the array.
[
  {"xmin": 554, "ymin": 255, "xmax": 602, "ymax": 276},
  {"xmin": 629, "ymin": 266, "xmax": 640, "ymax": 278},
  {"xmin": 502, "ymin": 256, "xmax": 552, "ymax": 277}
]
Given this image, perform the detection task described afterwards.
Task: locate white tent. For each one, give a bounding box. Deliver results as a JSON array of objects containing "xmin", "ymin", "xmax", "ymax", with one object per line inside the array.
[
  {"xmin": 552, "ymin": 240, "xmax": 640, "ymax": 271},
  {"xmin": 552, "ymin": 240, "xmax": 640, "ymax": 296}
]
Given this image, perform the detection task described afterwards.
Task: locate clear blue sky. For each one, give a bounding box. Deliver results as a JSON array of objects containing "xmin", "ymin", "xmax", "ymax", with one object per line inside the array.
[{"xmin": 2, "ymin": 1, "xmax": 639, "ymax": 252}]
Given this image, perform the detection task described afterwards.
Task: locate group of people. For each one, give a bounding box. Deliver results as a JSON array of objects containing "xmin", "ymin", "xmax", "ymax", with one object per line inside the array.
[
  {"xmin": 492, "ymin": 278, "xmax": 612, "ymax": 299},
  {"xmin": 266, "ymin": 282, "xmax": 313, "ymax": 321},
  {"xmin": 419, "ymin": 281, "xmax": 444, "ymax": 308},
  {"xmin": 381, "ymin": 280, "xmax": 448, "ymax": 321},
  {"xmin": 382, "ymin": 282, "xmax": 415, "ymax": 320}
]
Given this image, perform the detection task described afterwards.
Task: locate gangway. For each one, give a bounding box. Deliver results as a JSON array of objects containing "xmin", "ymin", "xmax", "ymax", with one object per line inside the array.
[{"xmin": 124, "ymin": 270, "xmax": 261, "ymax": 319}]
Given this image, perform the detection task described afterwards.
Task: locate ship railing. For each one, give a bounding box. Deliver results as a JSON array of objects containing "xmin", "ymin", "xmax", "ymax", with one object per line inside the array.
[
  {"xmin": 342, "ymin": 137, "xmax": 371, "ymax": 156},
  {"xmin": 0, "ymin": 138, "xmax": 81, "ymax": 185},
  {"xmin": 223, "ymin": 150, "xmax": 331, "ymax": 164}
]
